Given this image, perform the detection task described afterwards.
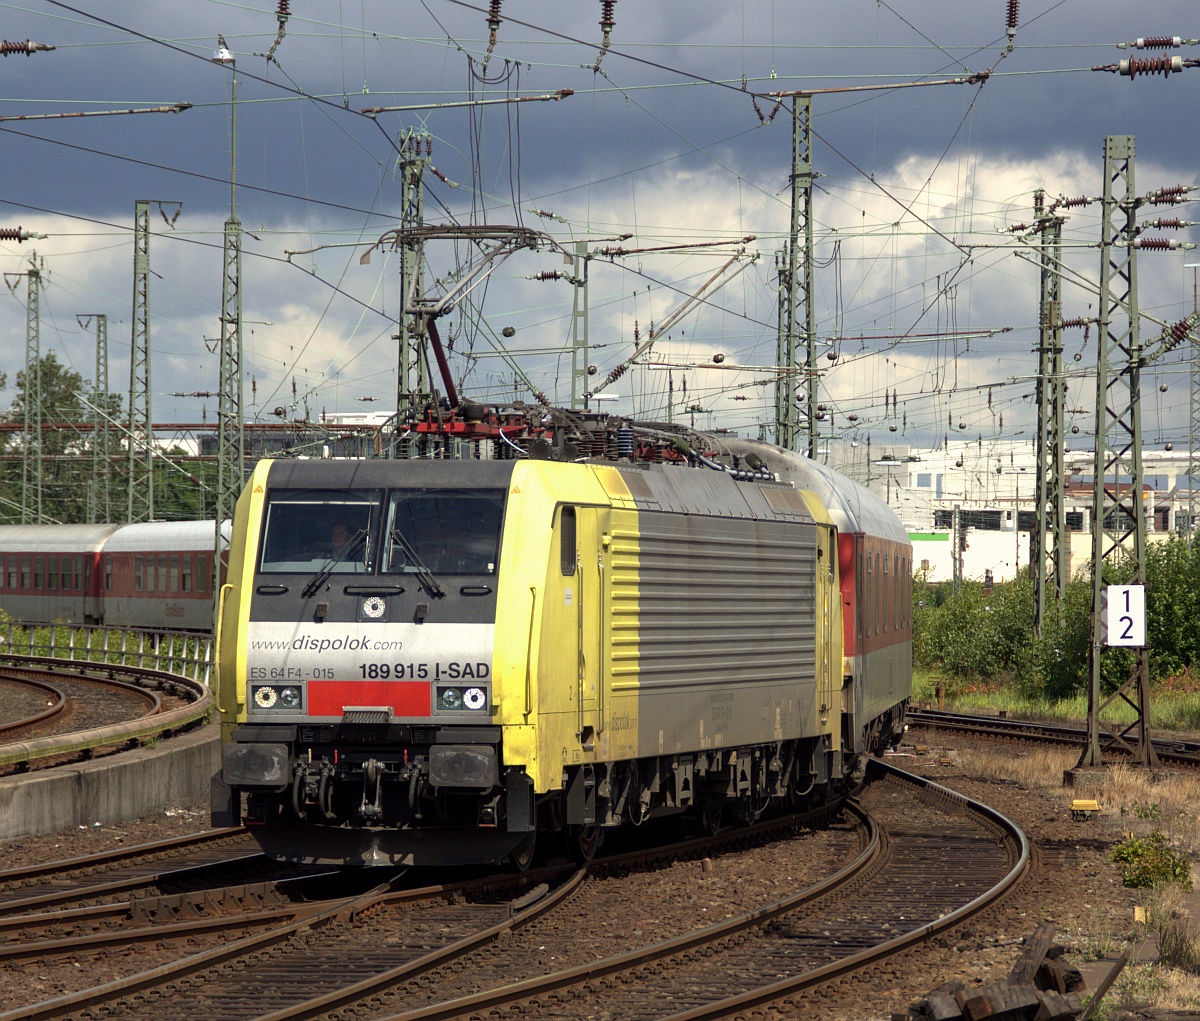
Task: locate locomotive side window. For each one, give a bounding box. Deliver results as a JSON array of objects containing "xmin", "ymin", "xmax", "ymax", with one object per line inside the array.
[
  {"xmin": 382, "ymin": 488, "xmax": 505, "ymax": 577},
  {"xmin": 560, "ymin": 506, "xmax": 577, "ymax": 576}
]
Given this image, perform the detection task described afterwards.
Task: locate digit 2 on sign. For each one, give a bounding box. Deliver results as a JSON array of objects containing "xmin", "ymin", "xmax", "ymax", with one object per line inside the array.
[{"xmin": 1104, "ymin": 584, "xmax": 1145, "ymax": 648}]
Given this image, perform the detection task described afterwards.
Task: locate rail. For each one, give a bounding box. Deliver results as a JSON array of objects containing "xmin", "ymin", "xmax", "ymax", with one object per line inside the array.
[
  {"xmin": 0, "ymin": 658, "xmax": 213, "ymax": 769},
  {"xmin": 0, "ymin": 619, "xmax": 213, "ymax": 687}
]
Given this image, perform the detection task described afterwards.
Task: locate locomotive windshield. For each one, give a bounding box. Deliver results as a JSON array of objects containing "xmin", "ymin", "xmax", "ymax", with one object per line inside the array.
[
  {"xmin": 259, "ymin": 489, "xmax": 380, "ymax": 574},
  {"xmin": 382, "ymin": 488, "xmax": 504, "ymax": 576}
]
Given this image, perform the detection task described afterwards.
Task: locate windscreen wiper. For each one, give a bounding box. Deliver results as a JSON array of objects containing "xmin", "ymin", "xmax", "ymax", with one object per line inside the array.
[
  {"xmin": 389, "ymin": 528, "xmax": 445, "ymax": 599},
  {"xmin": 301, "ymin": 530, "xmax": 367, "ymax": 599}
]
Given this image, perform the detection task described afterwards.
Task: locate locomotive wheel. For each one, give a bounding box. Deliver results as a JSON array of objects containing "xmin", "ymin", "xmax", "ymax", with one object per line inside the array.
[
  {"xmin": 509, "ymin": 830, "xmax": 537, "ymax": 872},
  {"xmin": 566, "ymin": 824, "xmax": 603, "ymax": 863}
]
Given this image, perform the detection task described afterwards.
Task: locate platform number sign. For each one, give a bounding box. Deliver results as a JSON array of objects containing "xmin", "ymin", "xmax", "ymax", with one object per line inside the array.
[{"xmin": 1103, "ymin": 585, "xmax": 1145, "ymax": 647}]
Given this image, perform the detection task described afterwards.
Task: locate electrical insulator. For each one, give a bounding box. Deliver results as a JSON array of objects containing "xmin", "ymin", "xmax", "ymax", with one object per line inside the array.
[
  {"xmin": 1056, "ymin": 195, "xmax": 1091, "ymax": 210},
  {"xmin": 0, "ymin": 227, "xmax": 42, "ymax": 242},
  {"xmin": 599, "ymin": 0, "xmax": 616, "ymax": 34},
  {"xmin": 276, "ymin": 0, "xmax": 290, "ymax": 18},
  {"xmin": 1006, "ymin": 0, "xmax": 1019, "ymax": 42},
  {"xmin": 1120, "ymin": 55, "xmax": 1184, "ymax": 77},
  {"xmin": 1143, "ymin": 218, "xmax": 1184, "ymax": 229},
  {"xmin": 1131, "ymin": 237, "xmax": 1183, "ymax": 250},
  {"xmin": 1118, "ymin": 36, "xmax": 1194, "ymax": 50},
  {"xmin": 0, "ymin": 38, "xmax": 54, "ymax": 56}
]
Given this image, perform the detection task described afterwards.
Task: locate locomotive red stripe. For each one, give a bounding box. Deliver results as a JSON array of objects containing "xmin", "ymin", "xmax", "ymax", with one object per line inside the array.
[{"xmin": 307, "ymin": 680, "xmax": 430, "ymax": 717}]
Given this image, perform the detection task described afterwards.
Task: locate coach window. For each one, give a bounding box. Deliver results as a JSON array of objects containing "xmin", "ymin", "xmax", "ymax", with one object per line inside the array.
[
  {"xmin": 20, "ymin": 557, "xmax": 30, "ymax": 590},
  {"xmin": 7, "ymin": 560, "xmax": 15, "ymax": 590},
  {"xmin": 181, "ymin": 556, "xmax": 192, "ymax": 593},
  {"xmin": 197, "ymin": 555, "xmax": 207, "ymax": 592},
  {"xmin": 48, "ymin": 557, "xmax": 58, "ymax": 591},
  {"xmin": 158, "ymin": 555, "xmax": 167, "ymax": 592},
  {"xmin": 560, "ymin": 506, "xmax": 577, "ymax": 575},
  {"xmin": 881, "ymin": 554, "xmax": 888, "ymax": 634},
  {"xmin": 135, "ymin": 556, "xmax": 144, "ymax": 592},
  {"xmin": 74, "ymin": 557, "xmax": 82, "ymax": 591},
  {"xmin": 893, "ymin": 554, "xmax": 900, "ymax": 631},
  {"xmin": 61, "ymin": 560, "xmax": 70, "ymax": 591},
  {"xmin": 169, "ymin": 555, "xmax": 179, "ymax": 592},
  {"xmin": 34, "ymin": 556, "xmax": 43, "ymax": 590},
  {"xmin": 105, "ymin": 556, "xmax": 112, "ymax": 591},
  {"xmin": 865, "ymin": 553, "xmax": 873, "ymax": 637},
  {"xmin": 0, "ymin": 557, "xmax": 5, "ymax": 589}
]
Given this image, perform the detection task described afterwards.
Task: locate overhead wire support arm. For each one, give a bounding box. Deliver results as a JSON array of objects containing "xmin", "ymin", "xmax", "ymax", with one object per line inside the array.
[
  {"xmin": 362, "ymin": 90, "xmax": 573, "ymax": 115},
  {"xmin": 590, "ymin": 250, "xmax": 758, "ymax": 399},
  {"xmin": 0, "ymin": 103, "xmax": 191, "ymax": 123}
]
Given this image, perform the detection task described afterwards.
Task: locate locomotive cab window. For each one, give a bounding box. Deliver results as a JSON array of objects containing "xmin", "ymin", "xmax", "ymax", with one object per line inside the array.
[
  {"xmin": 382, "ymin": 488, "xmax": 505, "ymax": 577},
  {"xmin": 259, "ymin": 489, "xmax": 380, "ymax": 574}
]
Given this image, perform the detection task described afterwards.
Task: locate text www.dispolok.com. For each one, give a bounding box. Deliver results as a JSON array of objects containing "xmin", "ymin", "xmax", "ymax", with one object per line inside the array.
[{"xmin": 249, "ymin": 636, "xmax": 404, "ymax": 652}]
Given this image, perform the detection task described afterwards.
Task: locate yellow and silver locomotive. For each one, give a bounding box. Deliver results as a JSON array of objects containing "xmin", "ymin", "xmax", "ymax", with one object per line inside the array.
[{"xmin": 213, "ymin": 413, "xmax": 910, "ymax": 866}]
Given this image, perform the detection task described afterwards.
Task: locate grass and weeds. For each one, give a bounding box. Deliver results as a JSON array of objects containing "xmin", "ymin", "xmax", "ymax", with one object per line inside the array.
[
  {"xmin": 913, "ymin": 666, "xmax": 1200, "ymax": 733},
  {"xmin": 1110, "ymin": 832, "xmax": 1193, "ymax": 890},
  {"xmin": 922, "ymin": 740, "xmax": 1200, "ymax": 1012}
]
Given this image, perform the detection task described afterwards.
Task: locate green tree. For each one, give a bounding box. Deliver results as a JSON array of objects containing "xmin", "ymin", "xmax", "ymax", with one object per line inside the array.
[{"xmin": 1, "ymin": 352, "xmax": 117, "ymax": 524}]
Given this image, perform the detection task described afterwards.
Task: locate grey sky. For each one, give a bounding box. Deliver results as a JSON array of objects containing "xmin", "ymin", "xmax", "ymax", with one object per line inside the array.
[{"xmin": 1, "ymin": 1, "xmax": 1197, "ymax": 450}]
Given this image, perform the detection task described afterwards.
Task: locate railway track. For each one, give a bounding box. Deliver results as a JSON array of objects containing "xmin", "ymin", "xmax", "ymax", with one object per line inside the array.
[
  {"xmin": 0, "ymin": 827, "xmax": 261, "ymax": 913},
  {"xmin": 0, "ymin": 656, "xmax": 212, "ymax": 772},
  {"xmin": 908, "ymin": 705, "xmax": 1200, "ymax": 767},
  {"xmin": 0, "ymin": 674, "xmax": 65, "ymax": 740},
  {"xmin": 0, "ymin": 763, "xmax": 1028, "ymax": 1021}
]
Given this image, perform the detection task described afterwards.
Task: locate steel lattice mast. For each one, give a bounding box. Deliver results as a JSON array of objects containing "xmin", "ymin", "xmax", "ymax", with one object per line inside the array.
[
  {"xmin": 775, "ymin": 95, "xmax": 816, "ymax": 456},
  {"xmin": 1191, "ymin": 336, "xmax": 1200, "ymax": 536},
  {"xmin": 1080, "ymin": 136, "xmax": 1156, "ymax": 769},
  {"xmin": 21, "ymin": 257, "xmax": 41, "ymax": 524},
  {"xmin": 79, "ymin": 313, "xmax": 111, "ymax": 523},
  {"xmin": 393, "ymin": 131, "xmax": 433, "ymax": 453},
  {"xmin": 1032, "ymin": 190, "xmax": 1067, "ymax": 633},
  {"xmin": 214, "ymin": 50, "xmax": 244, "ymax": 603},
  {"xmin": 127, "ymin": 200, "xmax": 153, "ymax": 523}
]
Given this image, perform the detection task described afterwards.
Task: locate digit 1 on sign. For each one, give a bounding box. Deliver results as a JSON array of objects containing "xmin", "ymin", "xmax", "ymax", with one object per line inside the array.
[{"xmin": 1104, "ymin": 584, "xmax": 1146, "ymax": 647}]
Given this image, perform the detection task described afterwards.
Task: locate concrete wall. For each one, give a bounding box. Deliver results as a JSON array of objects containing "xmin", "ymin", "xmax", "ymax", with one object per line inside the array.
[{"xmin": 0, "ymin": 722, "xmax": 219, "ymax": 841}]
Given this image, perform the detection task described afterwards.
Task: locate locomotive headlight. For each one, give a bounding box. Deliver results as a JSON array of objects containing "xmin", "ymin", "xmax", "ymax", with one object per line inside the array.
[
  {"xmin": 436, "ymin": 685, "xmax": 487, "ymax": 712},
  {"xmin": 279, "ymin": 686, "xmax": 302, "ymax": 709},
  {"xmin": 253, "ymin": 686, "xmax": 278, "ymax": 708}
]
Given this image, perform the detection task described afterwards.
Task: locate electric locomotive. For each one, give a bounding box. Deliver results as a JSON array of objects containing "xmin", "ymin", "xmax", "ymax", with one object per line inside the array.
[{"xmin": 213, "ymin": 411, "xmax": 911, "ymax": 867}]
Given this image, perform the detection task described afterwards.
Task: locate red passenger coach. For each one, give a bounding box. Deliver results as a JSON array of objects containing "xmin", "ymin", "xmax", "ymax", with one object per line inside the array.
[
  {"xmin": 0, "ymin": 524, "xmax": 118, "ymax": 624},
  {"xmin": 0, "ymin": 520, "xmax": 226, "ymax": 631},
  {"xmin": 102, "ymin": 521, "xmax": 224, "ymax": 631}
]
